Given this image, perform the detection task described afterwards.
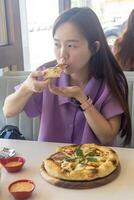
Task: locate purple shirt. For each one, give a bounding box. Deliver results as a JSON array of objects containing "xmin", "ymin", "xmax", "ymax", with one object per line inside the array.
[{"xmin": 23, "ymin": 71, "xmax": 124, "ymax": 144}]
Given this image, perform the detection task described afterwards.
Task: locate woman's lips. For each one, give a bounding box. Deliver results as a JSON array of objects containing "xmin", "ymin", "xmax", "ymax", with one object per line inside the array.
[
  {"xmin": 58, "ymin": 63, "xmax": 69, "ymax": 70},
  {"xmin": 64, "ymin": 64, "xmax": 69, "ymax": 69}
]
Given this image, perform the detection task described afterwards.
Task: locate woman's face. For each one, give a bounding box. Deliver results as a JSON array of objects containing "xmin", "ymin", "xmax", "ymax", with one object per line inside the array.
[{"xmin": 53, "ymin": 22, "xmax": 92, "ymax": 75}]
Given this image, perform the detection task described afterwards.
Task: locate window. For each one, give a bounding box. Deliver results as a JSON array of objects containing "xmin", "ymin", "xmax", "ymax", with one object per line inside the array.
[
  {"xmin": 71, "ymin": 0, "xmax": 134, "ymax": 47},
  {"xmin": 0, "ymin": 0, "xmax": 23, "ymax": 70},
  {"xmin": 25, "ymin": 0, "xmax": 59, "ymax": 70},
  {"xmin": 0, "ymin": 0, "xmax": 8, "ymax": 46}
]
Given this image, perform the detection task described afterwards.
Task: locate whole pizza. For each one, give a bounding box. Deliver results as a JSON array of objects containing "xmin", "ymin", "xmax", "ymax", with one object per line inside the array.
[{"xmin": 43, "ymin": 144, "xmax": 120, "ymax": 181}]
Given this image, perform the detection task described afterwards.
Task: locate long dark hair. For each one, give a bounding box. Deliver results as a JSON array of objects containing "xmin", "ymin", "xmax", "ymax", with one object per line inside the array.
[
  {"xmin": 114, "ymin": 9, "xmax": 134, "ymax": 70},
  {"xmin": 52, "ymin": 7, "xmax": 131, "ymax": 145}
]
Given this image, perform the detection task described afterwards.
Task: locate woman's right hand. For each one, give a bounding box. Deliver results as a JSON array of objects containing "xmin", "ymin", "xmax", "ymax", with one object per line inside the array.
[{"xmin": 22, "ymin": 70, "xmax": 50, "ymax": 93}]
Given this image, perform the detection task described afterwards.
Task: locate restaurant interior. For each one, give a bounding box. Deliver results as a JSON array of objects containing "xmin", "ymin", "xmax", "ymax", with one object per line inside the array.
[{"xmin": 0, "ymin": 1, "xmax": 134, "ymax": 200}]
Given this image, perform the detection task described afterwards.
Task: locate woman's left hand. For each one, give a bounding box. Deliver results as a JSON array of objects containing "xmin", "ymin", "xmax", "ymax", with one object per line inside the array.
[{"xmin": 48, "ymin": 80, "xmax": 87, "ymax": 103}]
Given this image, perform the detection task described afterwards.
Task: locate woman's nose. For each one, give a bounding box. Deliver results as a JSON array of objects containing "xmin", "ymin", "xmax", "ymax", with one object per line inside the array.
[
  {"xmin": 60, "ymin": 58, "xmax": 66, "ymax": 63},
  {"xmin": 59, "ymin": 47, "xmax": 69, "ymax": 62}
]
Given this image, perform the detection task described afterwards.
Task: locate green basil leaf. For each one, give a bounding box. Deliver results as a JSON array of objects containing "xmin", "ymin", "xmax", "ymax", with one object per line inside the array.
[
  {"xmin": 64, "ymin": 157, "xmax": 76, "ymax": 162},
  {"xmin": 87, "ymin": 152, "xmax": 96, "ymax": 156},
  {"xmin": 75, "ymin": 147, "xmax": 83, "ymax": 157},
  {"xmin": 87, "ymin": 157, "xmax": 97, "ymax": 162}
]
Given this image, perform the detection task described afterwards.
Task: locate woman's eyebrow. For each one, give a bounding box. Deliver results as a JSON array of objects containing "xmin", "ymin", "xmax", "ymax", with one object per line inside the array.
[
  {"xmin": 66, "ymin": 40, "xmax": 80, "ymax": 43},
  {"xmin": 53, "ymin": 38, "xmax": 59, "ymax": 41},
  {"xmin": 54, "ymin": 38, "xmax": 79, "ymax": 43}
]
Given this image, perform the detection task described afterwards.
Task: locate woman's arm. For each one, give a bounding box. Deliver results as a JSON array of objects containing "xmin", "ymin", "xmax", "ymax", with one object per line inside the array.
[
  {"xmin": 3, "ymin": 71, "xmax": 50, "ymax": 117},
  {"xmin": 76, "ymin": 93, "xmax": 121, "ymax": 145},
  {"xmin": 83, "ymin": 102, "xmax": 121, "ymax": 145},
  {"xmin": 3, "ymin": 84, "xmax": 34, "ymax": 117},
  {"xmin": 48, "ymin": 82, "xmax": 121, "ymax": 145}
]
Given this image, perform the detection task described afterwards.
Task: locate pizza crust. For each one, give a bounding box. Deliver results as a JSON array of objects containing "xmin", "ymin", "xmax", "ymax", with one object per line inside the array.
[
  {"xmin": 44, "ymin": 144, "xmax": 119, "ymax": 181},
  {"xmin": 44, "ymin": 160, "xmax": 99, "ymax": 181}
]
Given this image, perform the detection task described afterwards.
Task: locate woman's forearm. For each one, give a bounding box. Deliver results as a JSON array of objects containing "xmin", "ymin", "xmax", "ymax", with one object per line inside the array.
[
  {"xmin": 76, "ymin": 94, "xmax": 121, "ymax": 145},
  {"xmin": 3, "ymin": 70, "xmax": 50, "ymax": 118},
  {"xmin": 84, "ymin": 104, "xmax": 121, "ymax": 145},
  {"xmin": 3, "ymin": 84, "xmax": 33, "ymax": 117}
]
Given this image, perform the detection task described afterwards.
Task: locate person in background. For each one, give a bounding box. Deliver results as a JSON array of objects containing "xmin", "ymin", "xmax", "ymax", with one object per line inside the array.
[
  {"xmin": 113, "ymin": 9, "xmax": 134, "ymax": 71},
  {"xmin": 3, "ymin": 7, "xmax": 131, "ymax": 146}
]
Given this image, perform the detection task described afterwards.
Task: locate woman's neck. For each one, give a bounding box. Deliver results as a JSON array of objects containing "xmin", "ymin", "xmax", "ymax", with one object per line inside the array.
[{"xmin": 70, "ymin": 69, "xmax": 90, "ymax": 89}]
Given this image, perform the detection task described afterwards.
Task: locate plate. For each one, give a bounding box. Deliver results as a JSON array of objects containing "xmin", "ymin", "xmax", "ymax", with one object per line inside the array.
[{"xmin": 40, "ymin": 163, "xmax": 121, "ymax": 189}]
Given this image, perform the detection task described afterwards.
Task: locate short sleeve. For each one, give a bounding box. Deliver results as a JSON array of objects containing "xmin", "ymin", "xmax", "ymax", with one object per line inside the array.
[
  {"xmin": 24, "ymin": 92, "xmax": 43, "ymax": 118},
  {"xmin": 101, "ymin": 93, "xmax": 123, "ymax": 119},
  {"xmin": 15, "ymin": 84, "xmax": 43, "ymax": 118},
  {"xmin": 14, "ymin": 65, "xmax": 48, "ymax": 118}
]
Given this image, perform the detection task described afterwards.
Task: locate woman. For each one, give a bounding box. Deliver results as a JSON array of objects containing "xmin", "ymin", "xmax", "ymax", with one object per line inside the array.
[
  {"xmin": 3, "ymin": 7, "xmax": 131, "ymax": 146},
  {"xmin": 113, "ymin": 9, "xmax": 134, "ymax": 71}
]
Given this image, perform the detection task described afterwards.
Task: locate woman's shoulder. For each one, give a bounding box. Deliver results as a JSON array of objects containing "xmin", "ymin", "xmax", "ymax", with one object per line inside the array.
[{"xmin": 89, "ymin": 78, "xmax": 110, "ymax": 100}]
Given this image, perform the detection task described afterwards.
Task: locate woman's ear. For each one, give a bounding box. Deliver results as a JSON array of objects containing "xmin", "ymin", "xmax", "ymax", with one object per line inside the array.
[
  {"xmin": 90, "ymin": 41, "xmax": 101, "ymax": 56},
  {"xmin": 94, "ymin": 41, "xmax": 101, "ymax": 52}
]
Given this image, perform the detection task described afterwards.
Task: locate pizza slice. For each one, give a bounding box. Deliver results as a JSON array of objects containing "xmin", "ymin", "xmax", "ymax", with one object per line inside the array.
[{"xmin": 44, "ymin": 64, "xmax": 65, "ymax": 78}]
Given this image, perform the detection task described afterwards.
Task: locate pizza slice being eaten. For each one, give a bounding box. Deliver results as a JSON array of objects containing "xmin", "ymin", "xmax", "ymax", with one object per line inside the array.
[{"xmin": 44, "ymin": 64, "xmax": 65, "ymax": 78}]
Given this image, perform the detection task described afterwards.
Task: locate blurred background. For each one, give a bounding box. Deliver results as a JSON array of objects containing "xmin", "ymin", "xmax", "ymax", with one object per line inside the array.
[{"xmin": 0, "ymin": 0, "xmax": 134, "ymax": 71}]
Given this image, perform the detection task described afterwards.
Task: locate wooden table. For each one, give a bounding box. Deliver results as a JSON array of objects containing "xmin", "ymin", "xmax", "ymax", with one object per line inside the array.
[{"xmin": 0, "ymin": 139, "xmax": 134, "ymax": 200}]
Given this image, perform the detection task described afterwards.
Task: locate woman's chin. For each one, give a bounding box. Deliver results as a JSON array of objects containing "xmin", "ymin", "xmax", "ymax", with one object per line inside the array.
[{"xmin": 63, "ymin": 68, "xmax": 71, "ymax": 74}]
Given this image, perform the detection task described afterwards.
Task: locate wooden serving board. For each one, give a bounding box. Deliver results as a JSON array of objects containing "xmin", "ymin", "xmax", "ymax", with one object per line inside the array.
[{"xmin": 40, "ymin": 163, "xmax": 121, "ymax": 189}]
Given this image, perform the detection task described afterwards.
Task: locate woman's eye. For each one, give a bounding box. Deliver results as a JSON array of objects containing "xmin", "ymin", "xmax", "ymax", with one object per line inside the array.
[
  {"xmin": 54, "ymin": 43, "xmax": 60, "ymax": 48},
  {"xmin": 68, "ymin": 44, "xmax": 77, "ymax": 48}
]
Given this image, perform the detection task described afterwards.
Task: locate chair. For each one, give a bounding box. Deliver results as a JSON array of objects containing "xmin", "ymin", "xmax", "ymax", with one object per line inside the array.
[{"xmin": 114, "ymin": 71, "xmax": 134, "ymax": 147}]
